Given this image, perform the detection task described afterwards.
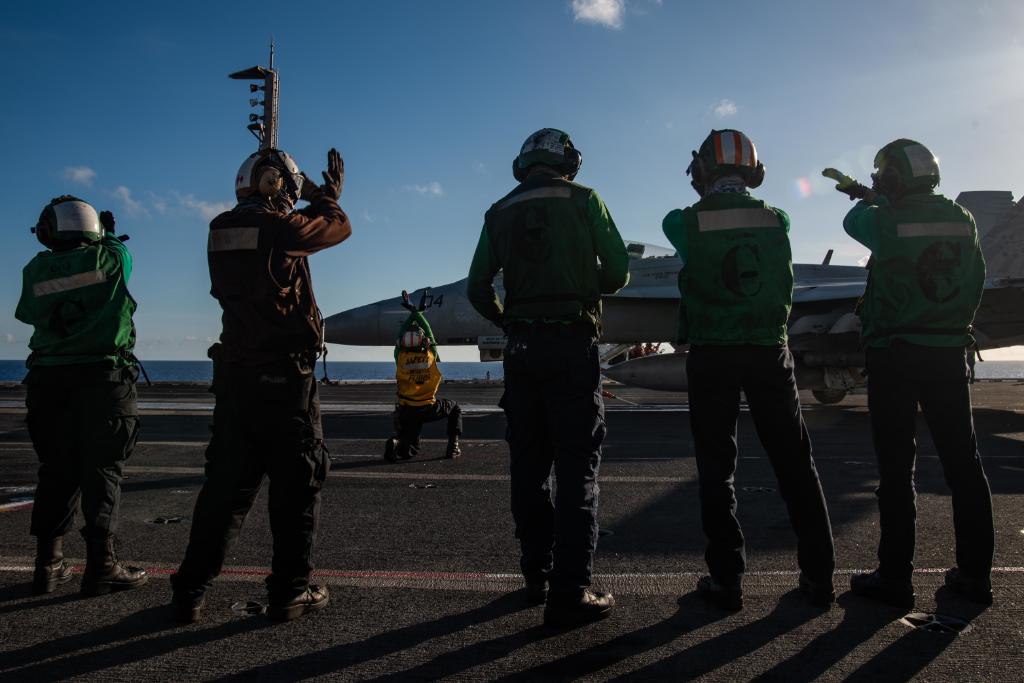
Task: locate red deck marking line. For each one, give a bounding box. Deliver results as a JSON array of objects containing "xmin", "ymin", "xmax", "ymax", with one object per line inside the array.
[{"xmin": 0, "ymin": 500, "xmax": 33, "ymax": 512}]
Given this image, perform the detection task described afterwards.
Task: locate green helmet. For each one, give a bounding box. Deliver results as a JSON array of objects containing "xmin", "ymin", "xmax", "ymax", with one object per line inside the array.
[
  {"xmin": 512, "ymin": 128, "xmax": 582, "ymax": 182},
  {"xmin": 32, "ymin": 195, "xmax": 102, "ymax": 249},
  {"xmin": 871, "ymin": 139, "xmax": 940, "ymax": 197},
  {"xmin": 687, "ymin": 129, "xmax": 765, "ymax": 196}
]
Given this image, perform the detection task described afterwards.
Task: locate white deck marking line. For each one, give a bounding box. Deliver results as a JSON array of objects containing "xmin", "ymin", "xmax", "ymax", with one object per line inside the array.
[
  {"xmin": 2, "ymin": 446, "xmax": 1022, "ymax": 463},
  {"xmin": 0, "ymin": 401, "xmax": 702, "ymax": 414}
]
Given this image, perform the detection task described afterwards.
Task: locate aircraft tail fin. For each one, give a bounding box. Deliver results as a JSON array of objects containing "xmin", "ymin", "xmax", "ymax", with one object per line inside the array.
[{"xmin": 979, "ymin": 199, "xmax": 1024, "ymax": 277}]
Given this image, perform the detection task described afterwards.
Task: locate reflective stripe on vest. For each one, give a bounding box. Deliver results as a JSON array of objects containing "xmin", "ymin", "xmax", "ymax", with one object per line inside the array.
[
  {"xmin": 896, "ymin": 222, "xmax": 972, "ymax": 238},
  {"xmin": 497, "ymin": 186, "xmax": 572, "ymax": 211},
  {"xmin": 32, "ymin": 270, "xmax": 107, "ymax": 297},
  {"xmin": 208, "ymin": 227, "xmax": 260, "ymax": 252},
  {"xmin": 697, "ymin": 208, "xmax": 779, "ymax": 232}
]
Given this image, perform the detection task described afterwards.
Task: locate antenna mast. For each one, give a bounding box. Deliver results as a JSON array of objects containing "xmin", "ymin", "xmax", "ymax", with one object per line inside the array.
[{"xmin": 228, "ymin": 40, "xmax": 279, "ymax": 150}]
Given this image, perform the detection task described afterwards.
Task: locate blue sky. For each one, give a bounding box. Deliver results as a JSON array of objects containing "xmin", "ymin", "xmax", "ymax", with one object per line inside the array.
[{"xmin": 3, "ymin": 0, "xmax": 1023, "ymax": 360}]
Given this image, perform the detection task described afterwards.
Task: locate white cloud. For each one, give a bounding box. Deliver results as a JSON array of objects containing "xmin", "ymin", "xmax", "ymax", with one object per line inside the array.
[
  {"xmin": 64, "ymin": 165, "xmax": 96, "ymax": 186},
  {"xmin": 713, "ymin": 99, "xmax": 738, "ymax": 118},
  {"xmin": 403, "ymin": 181, "xmax": 444, "ymax": 197},
  {"xmin": 472, "ymin": 161, "xmax": 487, "ymax": 174},
  {"xmin": 572, "ymin": 0, "xmax": 625, "ymax": 29},
  {"xmin": 149, "ymin": 193, "xmax": 168, "ymax": 215},
  {"xmin": 184, "ymin": 335, "xmax": 198, "ymax": 342},
  {"xmin": 177, "ymin": 194, "xmax": 232, "ymax": 221},
  {"xmin": 361, "ymin": 209, "xmax": 375, "ymax": 224},
  {"xmin": 112, "ymin": 186, "xmax": 149, "ymax": 218},
  {"xmin": 4, "ymin": 334, "xmax": 14, "ymax": 344},
  {"xmin": 857, "ymin": 253, "xmax": 871, "ymax": 267}
]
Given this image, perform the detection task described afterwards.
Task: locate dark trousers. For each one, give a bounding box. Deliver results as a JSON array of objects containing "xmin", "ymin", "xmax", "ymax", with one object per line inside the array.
[
  {"xmin": 393, "ymin": 399, "xmax": 462, "ymax": 454},
  {"xmin": 26, "ymin": 365, "xmax": 140, "ymax": 541},
  {"xmin": 173, "ymin": 350, "xmax": 328, "ymax": 603},
  {"xmin": 501, "ymin": 327, "xmax": 606, "ymax": 593},
  {"xmin": 687, "ymin": 345, "xmax": 835, "ymax": 582},
  {"xmin": 866, "ymin": 344, "xmax": 994, "ymax": 581}
]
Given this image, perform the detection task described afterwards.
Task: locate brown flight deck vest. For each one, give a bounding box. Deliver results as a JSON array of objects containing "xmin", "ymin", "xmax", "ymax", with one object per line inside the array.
[{"xmin": 207, "ymin": 197, "xmax": 349, "ymax": 364}]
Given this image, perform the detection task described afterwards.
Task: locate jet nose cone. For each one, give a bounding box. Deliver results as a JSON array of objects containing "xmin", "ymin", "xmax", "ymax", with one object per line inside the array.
[{"xmin": 324, "ymin": 302, "xmax": 384, "ymax": 345}]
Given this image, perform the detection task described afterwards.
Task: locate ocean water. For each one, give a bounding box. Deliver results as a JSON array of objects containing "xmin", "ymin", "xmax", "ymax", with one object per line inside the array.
[
  {"xmin": 0, "ymin": 359, "xmax": 1021, "ymax": 384},
  {"xmin": 0, "ymin": 360, "xmax": 504, "ymax": 383}
]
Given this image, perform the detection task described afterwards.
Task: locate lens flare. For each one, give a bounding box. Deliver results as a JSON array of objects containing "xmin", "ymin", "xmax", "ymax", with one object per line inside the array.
[{"xmin": 795, "ymin": 177, "xmax": 813, "ymax": 198}]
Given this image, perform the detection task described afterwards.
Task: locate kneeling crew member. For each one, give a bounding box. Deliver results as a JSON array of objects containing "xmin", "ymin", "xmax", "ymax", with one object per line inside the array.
[
  {"xmin": 171, "ymin": 148, "xmax": 351, "ymax": 622},
  {"xmin": 468, "ymin": 128, "xmax": 629, "ymax": 627},
  {"xmin": 663, "ymin": 130, "xmax": 836, "ymax": 610},
  {"xmin": 385, "ymin": 291, "xmax": 462, "ymax": 461},
  {"xmin": 16, "ymin": 197, "xmax": 147, "ymax": 596},
  {"xmin": 833, "ymin": 139, "xmax": 993, "ymax": 607}
]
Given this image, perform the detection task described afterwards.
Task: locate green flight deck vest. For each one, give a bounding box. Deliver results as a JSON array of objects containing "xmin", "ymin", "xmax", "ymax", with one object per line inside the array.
[
  {"xmin": 678, "ymin": 193, "xmax": 793, "ymax": 346},
  {"xmin": 482, "ymin": 176, "xmax": 604, "ymax": 329},
  {"xmin": 858, "ymin": 194, "xmax": 984, "ymax": 348},
  {"xmin": 15, "ymin": 237, "xmax": 137, "ymax": 368}
]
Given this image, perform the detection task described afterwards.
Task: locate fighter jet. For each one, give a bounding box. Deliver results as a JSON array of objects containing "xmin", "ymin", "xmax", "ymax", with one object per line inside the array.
[{"xmin": 325, "ymin": 195, "xmax": 1024, "ymax": 403}]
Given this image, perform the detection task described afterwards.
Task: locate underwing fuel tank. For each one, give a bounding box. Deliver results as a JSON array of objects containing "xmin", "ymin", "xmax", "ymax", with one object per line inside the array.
[{"xmin": 602, "ymin": 351, "xmax": 859, "ymax": 404}]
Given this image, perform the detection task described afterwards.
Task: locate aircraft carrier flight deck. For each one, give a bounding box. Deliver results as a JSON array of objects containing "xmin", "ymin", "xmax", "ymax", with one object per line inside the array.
[{"xmin": 1, "ymin": 381, "xmax": 1022, "ymax": 681}]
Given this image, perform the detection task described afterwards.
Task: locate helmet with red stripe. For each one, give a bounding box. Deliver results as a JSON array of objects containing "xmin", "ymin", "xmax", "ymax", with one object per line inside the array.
[
  {"xmin": 686, "ymin": 129, "xmax": 765, "ymax": 196},
  {"xmin": 400, "ymin": 326, "xmax": 426, "ymax": 350}
]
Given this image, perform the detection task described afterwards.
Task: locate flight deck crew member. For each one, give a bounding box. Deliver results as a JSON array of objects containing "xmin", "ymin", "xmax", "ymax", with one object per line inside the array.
[
  {"xmin": 663, "ymin": 130, "xmax": 836, "ymax": 610},
  {"xmin": 468, "ymin": 128, "xmax": 630, "ymax": 628},
  {"xmin": 170, "ymin": 148, "xmax": 351, "ymax": 622},
  {"xmin": 834, "ymin": 139, "xmax": 993, "ymax": 607},
  {"xmin": 16, "ymin": 196, "xmax": 147, "ymax": 596},
  {"xmin": 384, "ymin": 291, "xmax": 463, "ymax": 461}
]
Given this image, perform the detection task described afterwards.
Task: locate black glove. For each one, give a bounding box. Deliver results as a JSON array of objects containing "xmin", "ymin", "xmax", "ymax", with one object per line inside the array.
[
  {"xmin": 320, "ymin": 148, "xmax": 344, "ymax": 200},
  {"xmin": 99, "ymin": 210, "xmax": 116, "ymax": 233},
  {"xmin": 835, "ymin": 182, "xmax": 871, "ymax": 201},
  {"xmin": 401, "ymin": 290, "xmax": 416, "ymax": 312}
]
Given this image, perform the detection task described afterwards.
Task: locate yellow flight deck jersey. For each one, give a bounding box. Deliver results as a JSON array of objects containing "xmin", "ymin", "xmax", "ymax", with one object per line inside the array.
[
  {"xmin": 396, "ymin": 347, "xmax": 442, "ymax": 406},
  {"xmin": 394, "ymin": 309, "xmax": 442, "ymax": 406}
]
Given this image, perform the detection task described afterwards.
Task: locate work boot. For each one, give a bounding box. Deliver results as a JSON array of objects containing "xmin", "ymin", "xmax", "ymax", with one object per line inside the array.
[
  {"xmin": 396, "ymin": 440, "xmax": 416, "ymax": 460},
  {"xmin": 383, "ymin": 437, "xmax": 398, "ymax": 463},
  {"xmin": 32, "ymin": 537, "xmax": 73, "ymax": 595},
  {"xmin": 850, "ymin": 570, "xmax": 914, "ymax": 609},
  {"xmin": 798, "ymin": 573, "xmax": 836, "ymax": 608},
  {"xmin": 80, "ymin": 533, "xmax": 149, "ymax": 597},
  {"xmin": 543, "ymin": 589, "xmax": 614, "ymax": 627},
  {"xmin": 944, "ymin": 567, "xmax": 993, "ymax": 605},
  {"xmin": 445, "ymin": 436, "xmax": 462, "ymax": 459},
  {"xmin": 171, "ymin": 593, "xmax": 206, "ymax": 624},
  {"xmin": 697, "ymin": 575, "xmax": 743, "ymax": 611},
  {"xmin": 267, "ymin": 585, "xmax": 330, "ymax": 622}
]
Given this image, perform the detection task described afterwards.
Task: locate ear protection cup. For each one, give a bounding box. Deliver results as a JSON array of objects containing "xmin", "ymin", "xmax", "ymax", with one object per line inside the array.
[
  {"xmin": 257, "ymin": 167, "xmax": 285, "ymax": 198},
  {"xmin": 686, "ymin": 151, "xmax": 706, "ymax": 196},
  {"xmin": 871, "ymin": 166, "xmax": 901, "ymax": 197},
  {"xmin": 563, "ymin": 146, "xmax": 582, "ymax": 181},
  {"xmin": 747, "ymin": 162, "xmax": 765, "ymax": 189},
  {"xmin": 512, "ymin": 157, "xmax": 527, "ymax": 182}
]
